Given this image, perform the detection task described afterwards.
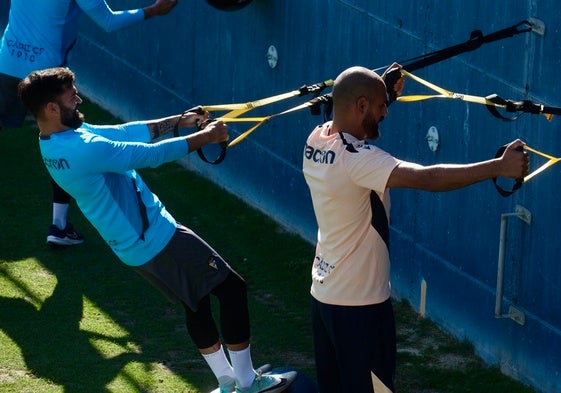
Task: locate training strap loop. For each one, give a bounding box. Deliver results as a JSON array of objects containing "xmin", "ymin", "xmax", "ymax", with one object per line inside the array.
[
  {"xmin": 177, "ymin": 107, "xmax": 228, "ymax": 165},
  {"xmin": 195, "ymin": 117, "xmax": 228, "ymax": 165},
  {"xmin": 484, "ymin": 94, "xmax": 524, "ymax": 121},
  {"xmin": 492, "ymin": 145, "xmax": 524, "ymax": 197},
  {"xmin": 492, "ymin": 145, "xmax": 561, "ymax": 196},
  {"xmin": 196, "ymin": 141, "xmax": 228, "ymax": 165}
]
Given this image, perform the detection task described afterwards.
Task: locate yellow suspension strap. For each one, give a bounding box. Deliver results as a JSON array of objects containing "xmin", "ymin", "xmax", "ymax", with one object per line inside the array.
[
  {"xmin": 523, "ymin": 146, "xmax": 561, "ymax": 182},
  {"xmin": 180, "ymin": 83, "xmax": 332, "ymax": 164},
  {"xmin": 218, "ymin": 97, "xmax": 325, "ymax": 147},
  {"xmin": 397, "ymin": 69, "xmax": 494, "ymax": 105},
  {"xmin": 492, "ymin": 145, "xmax": 561, "ymax": 197},
  {"xmin": 397, "ymin": 69, "xmax": 558, "ymax": 122},
  {"xmin": 186, "ymin": 19, "xmax": 544, "ymax": 163},
  {"xmin": 190, "ymin": 18, "xmax": 544, "ymax": 162},
  {"xmin": 194, "ymin": 80, "xmax": 333, "ymax": 158}
]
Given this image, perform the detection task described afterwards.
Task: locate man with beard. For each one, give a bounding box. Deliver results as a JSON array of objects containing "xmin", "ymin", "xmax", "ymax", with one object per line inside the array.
[
  {"xmin": 302, "ymin": 65, "xmax": 529, "ymax": 393},
  {"xmin": 18, "ymin": 67, "xmax": 297, "ymax": 393},
  {"xmin": 0, "ymin": 0, "xmax": 177, "ymax": 247}
]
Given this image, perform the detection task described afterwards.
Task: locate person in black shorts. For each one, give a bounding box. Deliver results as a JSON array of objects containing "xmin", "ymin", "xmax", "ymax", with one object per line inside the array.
[
  {"xmin": 302, "ymin": 65, "xmax": 529, "ymax": 392},
  {"xmin": 19, "ymin": 66, "xmax": 296, "ymax": 393}
]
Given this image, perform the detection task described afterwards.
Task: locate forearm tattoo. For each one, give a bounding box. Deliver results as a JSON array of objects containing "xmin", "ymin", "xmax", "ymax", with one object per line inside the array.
[{"xmin": 149, "ymin": 118, "xmax": 178, "ymax": 140}]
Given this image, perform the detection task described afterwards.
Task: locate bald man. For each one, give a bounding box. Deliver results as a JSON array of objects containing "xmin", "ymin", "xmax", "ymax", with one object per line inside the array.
[{"xmin": 302, "ymin": 65, "xmax": 529, "ymax": 393}]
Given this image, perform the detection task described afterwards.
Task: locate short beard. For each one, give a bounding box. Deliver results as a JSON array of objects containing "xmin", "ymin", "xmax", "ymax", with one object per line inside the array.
[
  {"xmin": 61, "ymin": 106, "xmax": 85, "ymax": 129},
  {"xmin": 362, "ymin": 114, "xmax": 382, "ymax": 140}
]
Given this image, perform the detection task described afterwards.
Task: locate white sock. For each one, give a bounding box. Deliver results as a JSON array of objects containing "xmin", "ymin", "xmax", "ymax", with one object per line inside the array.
[
  {"xmin": 202, "ymin": 346, "xmax": 235, "ymax": 386},
  {"xmin": 228, "ymin": 345, "xmax": 255, "ymax": 388},
  {"xmin": 52, "ymin": 203, "xmax": 69, "ymax": 230}
]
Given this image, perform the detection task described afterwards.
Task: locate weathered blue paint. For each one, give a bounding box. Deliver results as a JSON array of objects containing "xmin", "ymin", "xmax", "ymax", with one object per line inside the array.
[{"xmin": 55, "ymin": 0, "xmax": 561, "ymax": 391}]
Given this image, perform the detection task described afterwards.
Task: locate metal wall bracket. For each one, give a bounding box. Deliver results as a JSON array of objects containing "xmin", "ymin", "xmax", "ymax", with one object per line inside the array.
[
  {"xmin": 426, "ymin": 126, "xmax": 439, "ymax": 152},
  {"xmin": 266, "ymin": 45, "xmax": 278, "ymax": 68},
  {"xmin": 507, "ymin": 305, "xmax": 526, "ymax": 326},
  {"xmin": 528, "ymin": 17, "xmax": 546, "ymax": 36},
  {"xmin": 495, "ymin": 204, "xmax": 531, "ymax": 325}
]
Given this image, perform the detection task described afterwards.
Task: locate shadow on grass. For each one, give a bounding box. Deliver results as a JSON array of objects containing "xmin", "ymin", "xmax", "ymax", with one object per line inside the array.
[
  {"xmin": 0, "ymin": 114, "xmax": 315, "ymax": 392},
  {"xmin": 0, "ymin": 211, "xmax": 210, "ymax": 393},
  {"xmin": 0, "ymin": 117, "xmax": 211, "ymax": 391},
  {"xmin": 0, "ymin": 260, "xmax": 143, "ymax": 392}
]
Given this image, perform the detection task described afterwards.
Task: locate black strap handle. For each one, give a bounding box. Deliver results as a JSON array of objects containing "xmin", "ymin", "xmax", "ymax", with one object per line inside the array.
[
  {"xmin": 309, "ymin": 93, "xmax": 333, "ymax": 121},
  {"xmin": 196, "ymin": 118, "xmax": 228, "ymax": 165},
  {"xmin": 492, "ymin": 145, "xmax": 524, "ymax": 197},
  {"xmin": 485, "ymin": 94, "xmax": 525, "ymax": 122},
  {"xmin": 383, "ymin": 67, "xmax": 403, "ymax": 105},
  {"xmin": 178, "ymin": 106, "xmax": 228, "ymax": 165}
]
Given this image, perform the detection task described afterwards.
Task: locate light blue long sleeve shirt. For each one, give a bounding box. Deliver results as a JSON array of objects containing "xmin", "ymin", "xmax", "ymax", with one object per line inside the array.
[
  {"xmin": 0, "ymin": 0, "xmax": 144, "ymax": 78},
  {"xmin": 40, "ymin": 122, "xmax": 190, "ymax": 266}
]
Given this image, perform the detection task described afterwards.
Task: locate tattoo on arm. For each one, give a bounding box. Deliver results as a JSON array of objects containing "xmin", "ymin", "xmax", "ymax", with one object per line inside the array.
[{"xmin": 149, "ymin": 118, "xmax": 179, "ymax": 140}]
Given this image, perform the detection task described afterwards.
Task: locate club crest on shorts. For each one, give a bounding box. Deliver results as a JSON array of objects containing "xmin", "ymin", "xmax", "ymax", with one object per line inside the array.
[{"xmin": 208, "ymin": 257, "xmax": 218, "ymax": 270}]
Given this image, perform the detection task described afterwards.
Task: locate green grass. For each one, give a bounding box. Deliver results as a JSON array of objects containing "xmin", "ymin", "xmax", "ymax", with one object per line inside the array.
[{"xmin": 0, "ymin": 100, "xmax": 537, "ymax": 392}]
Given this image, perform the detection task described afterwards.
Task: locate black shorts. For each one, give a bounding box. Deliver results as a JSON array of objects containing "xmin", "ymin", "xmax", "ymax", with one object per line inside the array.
[
  {"xmin": 0, "ymin": 72, "xmax": 27, "ymax": 128},
  {"xmin": 134, "ymin": 224, "xmax": 232, "ymax": 311},
  {"xmin": 311, "ymin": 297, "xmax": 396, "ymax": 393}
]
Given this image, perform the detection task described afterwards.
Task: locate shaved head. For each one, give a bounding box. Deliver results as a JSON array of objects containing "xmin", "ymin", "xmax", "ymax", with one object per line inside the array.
[
  {"xmin": 329, "ymin": 66, "xmax": 389, "ymax": 140},
  {"xmin": 332, "ymin": 66, "xmax": 386, "ymax": 111}
]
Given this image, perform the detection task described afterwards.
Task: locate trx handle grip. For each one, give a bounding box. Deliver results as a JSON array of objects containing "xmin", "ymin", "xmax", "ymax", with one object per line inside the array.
[
  {"xmin": 492, "ymin": 145, "xmax": 524, "ymax": 197},
  {"xmin": 196, "ymin": 119, "xmax": 228, "ymax": 165},
  {"xmin": 383, "ymin": 67, "xmax": 403, "ymax": 105},
  {"xmin": 186, "ymin": 106, "xmax": 228, "ymax": 165}
]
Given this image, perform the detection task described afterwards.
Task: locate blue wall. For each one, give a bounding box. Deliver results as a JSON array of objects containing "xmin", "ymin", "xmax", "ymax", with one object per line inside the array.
[{"xmin": 64, "ymin": 1, "xmax": 560, "ymax": 392}]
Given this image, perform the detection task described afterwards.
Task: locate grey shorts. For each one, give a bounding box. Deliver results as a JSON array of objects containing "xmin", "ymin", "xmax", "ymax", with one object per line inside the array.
[
  {"xmin": 134, "ymin": 224, "xmax": 232, "ymax": 311},
  {"xmin": 0, "ymin": 72, "xmax": 27, "ymax": 128}
]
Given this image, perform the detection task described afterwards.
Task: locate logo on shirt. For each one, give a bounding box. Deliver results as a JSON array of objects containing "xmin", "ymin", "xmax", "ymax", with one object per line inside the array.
[
  {"xmin": 312, "ymin": 256, "xmax": 335, "ymax": 284},
  {"xmin": 304, "ymin": 143, "xmax": 336, "ymax": 164},
  {"xmin": 6, "ymin": 39, "xmax": 45, "ymax": 63},
  {"xmin": 208, "ymin": 257, "xmax": 219, "ymax": 270},
  {"xmin": 43, "ymin": 157, "xmax": 70, "ymax": 170}
]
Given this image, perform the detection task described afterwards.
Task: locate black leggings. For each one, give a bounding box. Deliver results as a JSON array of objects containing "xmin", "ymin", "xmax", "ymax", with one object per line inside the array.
[
  {"xmin": 52, "ymin": 179, "xmax": 71, "ymax": 204},
  {"xmin": 183, "ymin": 272, "xmax": 251, "ymax": 349}
]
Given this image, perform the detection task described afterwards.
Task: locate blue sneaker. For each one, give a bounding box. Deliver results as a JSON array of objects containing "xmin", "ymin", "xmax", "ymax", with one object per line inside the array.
[
  {"xmin": 218, "ymin": 376, "xmax": 236, "ymax": 393},
  {"xmin": 235, "ymin": 370, "xmax": 297, "ymax": 393},
  {"xmin": 47, "ymin": 222, "xmax": 84, "ymax": 246},
  {"xmin": 211, "ymin": 365, "xmax": 273, "ymax": 393}
]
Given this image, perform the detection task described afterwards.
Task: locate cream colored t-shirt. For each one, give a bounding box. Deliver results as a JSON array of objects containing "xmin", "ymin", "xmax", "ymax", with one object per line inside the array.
[{"xmin": 303, "ymin": 123, "xmax": 400, "ymax": 306}]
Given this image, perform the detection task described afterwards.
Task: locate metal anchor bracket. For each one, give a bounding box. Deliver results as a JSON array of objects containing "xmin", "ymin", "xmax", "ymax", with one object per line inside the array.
[
  {"xmin": 528, "ymin": 17, "xmax": 546, "ymax": 36},
  {"xmin": 494, "ymin": 204, "xmax": 531, "ymax": 325}
]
